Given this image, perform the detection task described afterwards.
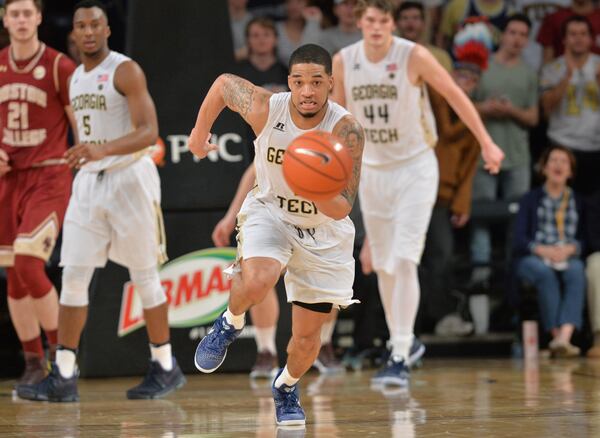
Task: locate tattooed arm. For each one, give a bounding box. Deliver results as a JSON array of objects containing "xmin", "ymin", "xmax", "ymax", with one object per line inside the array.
[
  {"xmin": 314, "ymin": 115, "xmax": 364, "ymax": 220},
  {"xmin": 188, "ymin": 73, "xmax": 272, "ymax": 159}
]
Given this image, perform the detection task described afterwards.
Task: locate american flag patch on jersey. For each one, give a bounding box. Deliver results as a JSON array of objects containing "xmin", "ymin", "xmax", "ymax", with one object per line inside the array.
[
  {"xmin": 385, "ymin": 63, "xmax": 397, "ymax": 72},
  {"xmin": 97, "ymin": 73, "xmax": 109, "ymax": 82}
]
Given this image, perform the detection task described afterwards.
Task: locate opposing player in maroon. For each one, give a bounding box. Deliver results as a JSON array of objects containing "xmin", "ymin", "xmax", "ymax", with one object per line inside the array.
[{"xmin": 0, "ymin": 0, "xmax": 76, "ymax": 385}]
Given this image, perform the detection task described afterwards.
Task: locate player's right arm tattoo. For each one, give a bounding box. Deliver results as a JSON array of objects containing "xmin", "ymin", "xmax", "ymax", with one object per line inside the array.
[
  {"xmin": 221, "ymin": 73, "xmax": 256, "ymax": 118},
  {"xmin": 337, "ymin": 117, "xmax": 364, "ymax": 206}
]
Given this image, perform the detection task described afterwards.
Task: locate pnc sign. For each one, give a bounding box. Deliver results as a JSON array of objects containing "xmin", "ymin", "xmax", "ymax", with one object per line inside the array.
[{"xmin": 118, "ymin": 248, "xmax": 236, "ymax": 337}]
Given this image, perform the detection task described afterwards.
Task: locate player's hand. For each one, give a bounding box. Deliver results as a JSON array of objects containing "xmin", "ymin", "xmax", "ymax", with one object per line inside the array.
[
  {"xmin": 481, "ymin": 141, "xmax": 504, "ymax": 175},
  {"xmin": 0, "ymin": 149, "xmax": 11, "ymax": 177},
  {"xmin": 359, "ymin": 240, "xmax": 373, "ymax": 275},
  {"xmin": 64, "ymin": 143, "xmax": 107, "ymax": 169},
  {"xmin": 188, "ymin": 129, "xmax": 217, "ymax": 159},
  {"xmin": 212, "ymin": 215, "xmax": 236, "ymax": 247},
  {"xmin": 451, "ymin": 212, "xmax": 470, "ymax": 228}
]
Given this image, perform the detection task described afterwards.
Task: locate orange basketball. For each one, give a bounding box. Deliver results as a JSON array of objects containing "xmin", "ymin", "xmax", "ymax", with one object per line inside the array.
[{"xmin": 282, "ymin": 130, "xmax": 353, "ymax": 201}]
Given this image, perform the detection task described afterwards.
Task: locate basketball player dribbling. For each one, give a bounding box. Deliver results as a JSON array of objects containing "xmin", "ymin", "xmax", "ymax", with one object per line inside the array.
[
  {"xmin": 331, "ymin": 0, "xmax": 504, "ymax": 386},
  {"xmin": 0, "ymin": 0, "xmax": 76, "ymax": 385},
  {"xmin": 17, "ymin": 0, "xmax": 185, "ymax": 402},
  {"xmin": 188, "ymin": 44, "xmax": 364, "ymax": 426}
]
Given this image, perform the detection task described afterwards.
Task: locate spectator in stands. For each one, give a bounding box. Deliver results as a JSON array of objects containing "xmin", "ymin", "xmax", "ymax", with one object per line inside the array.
[
  {"xmin": 396, "ymin": 1, "xmax": 453, "ymax": 71},
  {"xmin": 513, "ymin": 146, "xmax": 586, "ymax": 358},
  {"xmin": 229, "ymin": 0, "xmax": 254, "ymax": 61},
  {"xmin": 540, "ymin": 15, "xmax": 600, "ymax": 195},
  {"xmin": 514, "ymin": 0, "xmax": 571, "ymax": 70},
  {"xmin": 419, "ymin": 21, "xmax": 489, "ymax": 336},
  {"xmin": 437, "ymin": 0, "xmax": 514, "ymax": 51},
  {"xmin": 469, "ymin": 13, "xmax": 538, "ymax": 287},
  {"xmin": 585, "ymin": 190, "xmax": 600, "ymax": 357},
  {"xmin": 319, "ymin": 0, "xmax": 361, "ymax": 55},
  {"xmin": 537, "ymin": 0, "xmax": 600, "ymax": 65},
  {"xmin": 276, "ymin": 0, "xmax": 323, "ymax": 64},
  {"xmin": 236, "ymin": 17, "xmax": 288, "ymax": 93}
]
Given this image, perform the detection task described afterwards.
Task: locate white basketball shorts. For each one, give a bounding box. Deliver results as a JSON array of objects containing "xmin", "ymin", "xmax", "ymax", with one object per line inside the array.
[
  {"xmin": 60, "ymin": 156, "xmax": 167, "ymax": 270},
  {"xmin": 359, "ymin": 148, "xmax": 439, "ymax": 272},
  {"xmin": 236, "ymin": 194, "xmax": 357, "ymax": 308}
]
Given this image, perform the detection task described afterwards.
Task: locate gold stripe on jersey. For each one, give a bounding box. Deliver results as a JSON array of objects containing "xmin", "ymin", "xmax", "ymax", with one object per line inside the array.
[{"xmin": 419, "ymin": 85, "xmax": 436, "ymax": 148}]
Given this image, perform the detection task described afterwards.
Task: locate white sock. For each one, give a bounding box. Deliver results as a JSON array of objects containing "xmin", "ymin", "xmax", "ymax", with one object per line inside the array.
[
  {"xmin": 274, "ymin": 365, "xmax": 299, "ymax": 388},
  {"xmin": 150, "ymin": 343, "xmax": 173, "ymax": 371},
  {"xmin": 56, "ymin": 349, "xmax": 76, "ymax": 379},
  {"xmin": 320, "ymin": 320, "xmax": 336, "ymax": 345},
  {"xmin": 224, "ymin": 307, "xmax": 245, "ymax": 330},
  {"xmin": 255, "ymin": 326, "xmax": 277, "ymax": 354},
  {"xmin": 377, "ymin": 259, "xmax": 420, "ymax": 362}
]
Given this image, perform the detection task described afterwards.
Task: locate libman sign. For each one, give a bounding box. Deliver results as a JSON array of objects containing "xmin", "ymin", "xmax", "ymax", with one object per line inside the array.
[{"xmin": 118, "ymin": 248, "xmax": 236, "ymax": 337}]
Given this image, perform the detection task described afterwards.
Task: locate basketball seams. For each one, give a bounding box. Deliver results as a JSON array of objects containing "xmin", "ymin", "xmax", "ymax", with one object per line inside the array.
[
  {"xmin": 285, "ymin": 148, "xmax": 346, "ymax": 183},
  {"xmin": 302, "ymin": 133, "xmax": 351, "ymax": 180}
]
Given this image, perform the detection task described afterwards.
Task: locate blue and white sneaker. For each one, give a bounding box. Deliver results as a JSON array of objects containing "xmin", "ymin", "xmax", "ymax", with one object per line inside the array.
[
  {"xmin": 272, "ymin": 368, "xmax": 306, "ymax": 426},
  {"xmin": 194, "ymin": 313, "xmax": 243, "ymax": 373},
  {"xmin": 407, "ymin": 337, "xmax": 425, "ymax": 368},
  {"xmin": 371, "ymin": 355, "xmax": 410, "ymax": 387},
  {"xmin": 16, "ymin": 363, "xmax": 79, "ymax": 402}
]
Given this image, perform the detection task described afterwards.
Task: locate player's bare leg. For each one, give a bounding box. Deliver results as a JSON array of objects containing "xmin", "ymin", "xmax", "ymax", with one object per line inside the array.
[
  {"xmin": 144, "ymin": 302, "xmax": 170, "ymax": 345},
  {"xmin": 195, "ymin": 257, "xmax": 280, "ymax": 373},
  {"xmin": 7, "ymin": 295, "xmax": 46, "ymax": 384},
  {"xmin": 229, "ymin": 257, "xmax": 281, "ymax": 315},
  {"xmin": 249, "ymin": 287, "xmax": 280, "ymax": 378},
  {"xmin": 314, "ymin": 308, "xmax": 345, "ymax": 373},
  {"xmin": 272, "ymin": 305, "xmax": 331, "ymax": 426}
]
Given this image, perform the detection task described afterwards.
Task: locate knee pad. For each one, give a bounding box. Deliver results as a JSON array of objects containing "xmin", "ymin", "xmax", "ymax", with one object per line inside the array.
[
  {"xmin": 129, "ymin": 267, "xmax": 166, "ymax": 309},
  {"xmin": 6, "ymin": 268, "xmax": 29, "ymax": 299},
  {"xmin": 13, "ymin": 255, "xmax": 53, "ymax": 299},
  {"xmin": 60, "ymin": 266, "xmax": 94, "ymax": 306}
]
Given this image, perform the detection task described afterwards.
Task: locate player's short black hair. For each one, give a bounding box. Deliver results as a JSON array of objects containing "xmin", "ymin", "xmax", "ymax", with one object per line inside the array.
[
  {"xmin": 73, "ymin": 0, "xmax": 108, "ymax": 19},
  {"xmin": 289, "ymin": 44, "xmax": 332, "ymax": 75},
  {"xmin": 502, "ymin": 13, "xmax": 531, "ymax": 33}
]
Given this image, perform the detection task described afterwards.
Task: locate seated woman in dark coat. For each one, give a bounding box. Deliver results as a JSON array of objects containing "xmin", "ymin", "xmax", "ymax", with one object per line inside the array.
[{"xmin": 513, "ymin": 145, "xmax": 586, "ymax": 358}]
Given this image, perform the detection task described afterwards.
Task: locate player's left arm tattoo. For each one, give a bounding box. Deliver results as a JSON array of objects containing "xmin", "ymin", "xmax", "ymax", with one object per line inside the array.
[{"xmin": 337, "ymin": 117, "xmax": 364, "ymax": 206}]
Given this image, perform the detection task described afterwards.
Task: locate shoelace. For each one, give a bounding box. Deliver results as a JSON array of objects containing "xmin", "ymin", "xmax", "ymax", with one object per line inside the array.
[
  {"xmin": 205, "ymin": 319, "xmax": 237, "ymax": 352},
  {"xmin": 278, "ymin": 387, "xmax": 301, "ymax": 412}
]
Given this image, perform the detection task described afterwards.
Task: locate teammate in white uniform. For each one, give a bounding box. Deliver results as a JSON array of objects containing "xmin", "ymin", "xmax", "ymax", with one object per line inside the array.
[
  {"xmin": 189, "ymin": 44, "xmax": 364, "ymax": 426},
  {"xmin": 17, "ymin": 0, "xmax": 185, "ymax": 402},
  {"xmin": 332, "ymin": 0, "xmax": 504, "ymax": 386}
]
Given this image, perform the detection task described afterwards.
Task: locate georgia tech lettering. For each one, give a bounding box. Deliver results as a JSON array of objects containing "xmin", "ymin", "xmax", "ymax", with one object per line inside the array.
[
  {"xmin": 71, "ymin": 93, "xmax": 107, "ymax": 111},
  {"xmin": 0, "ymin": 83, "xmax": 48, "ymax": 147},
  {"xmin": 277, "ymin": 196, "xmax": 318, "ymax": 215},
  {"xmin": 351, "ymin": 84, "xmax": 397, "ymax": 101},
  {"xmin": 266, "ymin": 146, "xmax": 285, "ymax": 164},
  {"xmin": 266, "ymin": 146, "xmax": 318, "ymax": 215}
]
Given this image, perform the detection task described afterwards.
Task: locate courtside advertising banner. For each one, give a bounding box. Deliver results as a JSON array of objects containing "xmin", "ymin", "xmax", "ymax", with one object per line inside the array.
[{"xmin": 118, "ymin": 248, "xmax": 235, "ymax": 337}]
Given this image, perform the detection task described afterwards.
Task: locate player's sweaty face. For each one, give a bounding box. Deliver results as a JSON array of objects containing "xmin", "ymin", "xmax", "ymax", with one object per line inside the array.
[
  {"xmin": 3, "ymin": 1, "xmax": 41, "ymax": 42},
  {"xmin": 72, "ymin": 7, "xmax": 110, "ymax": 56},
  {"xmin": 288, "ymin": 63, "xmax": 332, "ymax": 118},
  {"xmin": 358, "ymin": 7, "xmax": 395, "ymax": 47}
]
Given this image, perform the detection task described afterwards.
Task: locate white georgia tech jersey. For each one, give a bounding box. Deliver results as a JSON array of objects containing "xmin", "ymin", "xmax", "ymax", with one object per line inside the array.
[
  {"xmin": 340, "ymin": 37, "xmax": 438, "ymax": 167},
  {"xmin": 253, "ymin": 92, "xmax": 350, "ymax": 228},
  {"xmin": 70, "ymin": 51, "xmax": 140, "ymax": 172}
]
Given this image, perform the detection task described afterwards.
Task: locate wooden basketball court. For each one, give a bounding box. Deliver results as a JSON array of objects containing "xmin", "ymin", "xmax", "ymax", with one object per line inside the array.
[{"xmin": 2, "ymin": 358, "xmax": 599, "ymax": 437}]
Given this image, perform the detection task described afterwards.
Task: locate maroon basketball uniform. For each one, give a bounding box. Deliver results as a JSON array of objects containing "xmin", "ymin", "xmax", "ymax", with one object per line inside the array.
[{"xmin": 0, "ymin": 44, "xmax": 76, "ymax": 266}]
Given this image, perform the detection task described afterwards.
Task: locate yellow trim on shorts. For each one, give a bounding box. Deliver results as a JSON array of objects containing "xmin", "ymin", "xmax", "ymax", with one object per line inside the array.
[
  {"xmin": 0, "ymin": 246, "xmax": 15, "ymax": 267},
  {"xmin": 154, "ymin": 201, "xmax": 168, "ymax": 266},
  {"xmin": 13, "ymin": 212, "xmax": 59, "ymax": 262}
]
